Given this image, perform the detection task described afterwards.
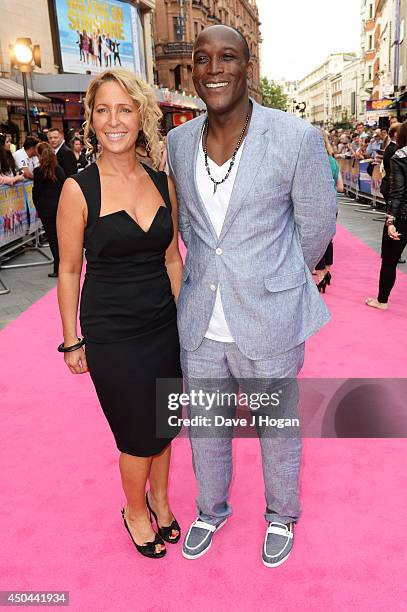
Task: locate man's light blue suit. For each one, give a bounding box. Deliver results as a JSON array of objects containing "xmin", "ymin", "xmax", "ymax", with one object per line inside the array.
[{"xmin": 167, "ymin": 100, "xmax": 337, "ymax": 525}]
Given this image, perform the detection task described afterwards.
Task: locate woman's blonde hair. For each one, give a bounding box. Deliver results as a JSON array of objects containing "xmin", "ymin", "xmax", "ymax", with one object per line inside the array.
[
  {"xmin": 321, "ymin": 130, "xmax": 334, "ymax": 156},
  {"xmin": 83, "ymin": 69, "xmax": 163, "ymax": 169}
]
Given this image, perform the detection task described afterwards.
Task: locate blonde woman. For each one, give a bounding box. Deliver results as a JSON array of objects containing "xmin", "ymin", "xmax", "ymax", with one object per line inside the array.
[{"xmin": 56, "ymin": 69, "xmax": 183, "ymax": 558}]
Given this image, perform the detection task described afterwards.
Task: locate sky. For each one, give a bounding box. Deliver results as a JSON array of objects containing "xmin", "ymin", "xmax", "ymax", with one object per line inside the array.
[{"xmin": 256, "ymin": 0, "xmax": 361, "ymax": 82}]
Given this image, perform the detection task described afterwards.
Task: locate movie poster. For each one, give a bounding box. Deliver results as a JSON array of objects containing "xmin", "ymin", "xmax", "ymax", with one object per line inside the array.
[{"xmin": 54, "ymin": 0, "xmax": 146, "ymax": 79}]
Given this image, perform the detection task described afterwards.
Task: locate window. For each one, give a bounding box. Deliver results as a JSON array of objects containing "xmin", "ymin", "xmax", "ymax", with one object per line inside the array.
[
  {"xmin": 173, "ymin": 16, "xmax": 183, "ymax": 41},
  {"xmin": 369, "ymin": 34, "xmax": 373, "ymax": 50},
  {"xmin": 194, "ymin": 21, "xmax": 198, "ymax": 38},
  {"xmin": 369, "ymin": 3, "xmax": 373, "ymax": 19},
  {"xmin": 368, "ymin": 65, "xmax": 373, "ymax": 81}
]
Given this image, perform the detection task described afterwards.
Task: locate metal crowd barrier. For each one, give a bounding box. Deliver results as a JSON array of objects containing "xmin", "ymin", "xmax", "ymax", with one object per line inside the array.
[
  {"xmin": 0, "ymin": 180, "xmax": 53, "ymax": 295},
  {"xmin": 337, "ymin": 158, "xmax": 386, "ymax": 216}
]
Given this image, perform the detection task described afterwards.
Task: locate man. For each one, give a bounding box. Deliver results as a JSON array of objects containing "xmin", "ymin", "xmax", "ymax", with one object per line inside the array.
[
  {"xmin": 336, "ymin": 133, "xmax": 351, "ymax": 157},
  {"xmin": 366, "ymin": 128, "xmax": 384, "ymax": 160},
  {"xmin": 47, "ymin": 128, "xmax": 77, "ymax": 177},
  {"xmin": 13, "ymin": 136, "xmax": 39, "ymax": 179},
  {"xmin": 167, "ymin": 25, "xmax": 336, "ymax": 567}
]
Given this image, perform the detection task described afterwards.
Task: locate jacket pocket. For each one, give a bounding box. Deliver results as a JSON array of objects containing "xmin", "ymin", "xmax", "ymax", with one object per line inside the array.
[{"xmin": 264, "ymin": 269, "xmax": 306, "ymax": 292}]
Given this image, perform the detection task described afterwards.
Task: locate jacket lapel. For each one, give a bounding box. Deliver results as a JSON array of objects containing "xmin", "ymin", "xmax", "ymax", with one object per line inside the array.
[
  {"xmin": 183, "ymin": 113, "xmax": 218, "ymax": 241},
  {"xmin": 218, "ymin": 101, "xmax": 269, "ymax": 242}
]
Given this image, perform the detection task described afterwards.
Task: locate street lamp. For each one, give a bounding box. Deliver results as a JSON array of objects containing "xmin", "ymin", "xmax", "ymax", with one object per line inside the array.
[{"xmin": 10, "ymin": 38, "xmax": 41, "ymax": 135}]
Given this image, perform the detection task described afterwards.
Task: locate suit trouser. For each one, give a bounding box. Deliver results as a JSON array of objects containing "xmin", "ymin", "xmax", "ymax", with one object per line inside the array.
[
  {"xmin": 181, "ymin": 338, "xmax": 304, "ymax": 526},
  {"xmin": 40, "ymin": 215, "xmax": 59, "ymax": 274}
]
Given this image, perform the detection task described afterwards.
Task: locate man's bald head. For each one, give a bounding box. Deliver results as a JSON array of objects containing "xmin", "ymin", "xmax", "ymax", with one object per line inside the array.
[{"xmin": 193, "ymin": 24, "xmax": 251, "ymax": 63}]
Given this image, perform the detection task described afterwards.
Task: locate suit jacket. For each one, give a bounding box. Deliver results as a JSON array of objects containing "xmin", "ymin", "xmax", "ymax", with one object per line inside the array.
[
  {"xmin": 167, "ymin": 100, "xmax": 337, "ymax": 359},
  {"xmin": 56, "ymin": 143, "xmax": 77, "ymax": 178}
]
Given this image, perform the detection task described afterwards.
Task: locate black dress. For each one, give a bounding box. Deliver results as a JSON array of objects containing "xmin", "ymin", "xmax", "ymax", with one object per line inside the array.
[
  {"xmin": 32, "ymin": 165, "xmax": 65, "ymax": 275},
  {"xmin": 72, "ymin": 162, "xmax": 182, "ymax": 456}
]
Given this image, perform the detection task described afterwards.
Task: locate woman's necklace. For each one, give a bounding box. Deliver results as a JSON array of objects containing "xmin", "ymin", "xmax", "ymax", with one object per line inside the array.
[{"xmin": 202, "ymin": 106, "xmax": 251, "ymax": 194}]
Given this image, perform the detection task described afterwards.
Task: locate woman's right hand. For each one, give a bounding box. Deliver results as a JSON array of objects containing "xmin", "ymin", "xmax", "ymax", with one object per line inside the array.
[
  {"xmin": 64, "ymin": 347, "xmax": 88, "ymax": 374},
  {"xmin": 388, "ymin": 224, "xmax": 401, "ymax": 240}
]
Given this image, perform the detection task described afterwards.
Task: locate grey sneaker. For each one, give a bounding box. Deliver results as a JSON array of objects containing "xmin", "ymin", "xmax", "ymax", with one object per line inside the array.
[
  {"xmin": 182, "ymin": 518, "xmax": 228, "ymax": 560},
  {"xmin": 262, "ymin": 522, "xmax": 294, "ymax": 567}
]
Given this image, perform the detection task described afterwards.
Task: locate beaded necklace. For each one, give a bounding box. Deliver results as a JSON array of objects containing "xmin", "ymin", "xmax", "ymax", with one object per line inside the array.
[{"xmin": 202, "ymin": 106, "xmax": 251, "ymax": 194}]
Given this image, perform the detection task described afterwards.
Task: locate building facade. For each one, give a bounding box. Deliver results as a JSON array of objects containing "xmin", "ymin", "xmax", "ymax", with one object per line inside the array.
[
  {"xmin": 0, "ymin": 0, "xmax": 207, "ymax": 140},
  {"xmin": 278, "ymin": 79, "xmax": 299, "ymax": 113},
  {"xmin": 297, "ymin": 54, "xmax": 357, "ymax": 126},
  {"xmin": 153, "ymin": 0, "xmax": 261, "ymax": 101}
]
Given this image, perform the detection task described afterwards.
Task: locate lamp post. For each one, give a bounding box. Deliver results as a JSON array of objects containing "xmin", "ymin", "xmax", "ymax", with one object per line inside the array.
[{"xmin": 10, "ymin": 38, "xmax": 41, "ymax": 135}]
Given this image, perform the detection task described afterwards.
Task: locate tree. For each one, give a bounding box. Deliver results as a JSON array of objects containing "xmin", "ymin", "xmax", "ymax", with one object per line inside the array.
[{"xmin": 260, "ymin": 77, "xmax": 288, "ymax": 111}]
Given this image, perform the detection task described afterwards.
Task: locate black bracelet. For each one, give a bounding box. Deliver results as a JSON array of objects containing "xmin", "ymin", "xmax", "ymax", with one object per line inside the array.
[{"xmin": 57, "ymin": 337, "xmax": 85, "ymax": 353}]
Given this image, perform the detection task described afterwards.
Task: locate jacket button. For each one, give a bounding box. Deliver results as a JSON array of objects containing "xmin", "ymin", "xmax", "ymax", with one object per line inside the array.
[
  {"xmin": 210, "ymin": 284, "xmax": 217, "ymax": 292},
  {"xmin": 215, "ymin": 248, "xmax": 223, "ymax": 255}
]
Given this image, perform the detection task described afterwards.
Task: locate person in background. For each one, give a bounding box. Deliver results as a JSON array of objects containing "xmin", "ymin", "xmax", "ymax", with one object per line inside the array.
[
  {"xmin": 380, "ymin": 123, "xmax": 400, "ymax": 204},
  {"xmin": 336, "ymin": 134, "xmax": 351, "ymax": 157},
  {"xmin": 5, "ymin": 133, "xmax": 16, "ymax": 154},
  {"xmin": 13, "ymin": 136, "xmax": 39, "ymax": 179},
  {"xmin": 0, "ymin": 133, "xmax": 25, "ymax": 186},
  {"xmin": 47, "ymin": 128, "xmax": 77, "ymax": 177},
  {"xmin": 82, "ymin": 30, "xmax": 90, "ymax": 64},
  {"xmin": 350, "ymin": 133, "xmax": 361, "ymax": 154},
  {"xmin": 380, "ymin": 128, "xmax": 390, "ymax": 151},
  {"xmin": 366, "ymin": 128, "xmax": 383, "ymax": 160},
  {"xmin": 70, "ymin": 137, "xmax": 88, "ymax": 171},
  {"xmin": 32, "ymin": 142, "xmax": 65, "ymax": 278},
  {"xmin": 112, "ymin": 40, "xmax": 121, "ymax": 66},
  {"xmin": 366, "ymin": 120, "xmax": 407, "ymax": 310},
  {"xmin": 314, "ymin": 131, "xmax": 343, "ymax": 292}
]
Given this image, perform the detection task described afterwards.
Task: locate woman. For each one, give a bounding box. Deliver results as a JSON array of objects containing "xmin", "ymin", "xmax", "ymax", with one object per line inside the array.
[
  {"xmin": 0, "ymin": 133, "xmax": 25, "ymax": 186},
  {"xmin": 366, "ymin": 120, "xmax": 407, "ymax": 310},
  {"xmin": 82, "ymin": 30, "xmax": 89, "ymax": 63},
  {"xmin": 314, "ymin": 131, "xmax": 343, "ymax": 292},
  {"xmin": 380, "ymin": 122, "xmax": 400, "ymax": 203},
  {"xmin": 32, "ymin": 142, "xmax": 65, "ymax": 278},
  {"xmin": 70, "ymin": 137, "xmax": 88, "ymax": 170},
  {"xmin": 56, "ymin": 69, "xmax": 183, "ymax": 559}
]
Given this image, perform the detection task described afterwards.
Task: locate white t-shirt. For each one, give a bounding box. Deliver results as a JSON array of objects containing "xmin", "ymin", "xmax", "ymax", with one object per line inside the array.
[
  {"xmin": 13, "ymin": 148, "xmax": 39, "ymax": 173},
  {"xmin": 195, "ymin": 131, "xmax": 245, "ymax": 343}
]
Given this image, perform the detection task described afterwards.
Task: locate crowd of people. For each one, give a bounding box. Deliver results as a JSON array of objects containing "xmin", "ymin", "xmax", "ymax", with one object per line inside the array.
[
  {"xmin": 0, "ymin": 128, "xmax": 89, "ymax": 276},
  {"xmin": 320, "ymin": 117, "xmax": 406, "ymax": 309},
  {"xmin": 76, "ymin": 30, "xmax": 122, "ymax": 68},
  {"xmin": 328, "ymin": 117, "xmax": 399, "ymax": 163}
]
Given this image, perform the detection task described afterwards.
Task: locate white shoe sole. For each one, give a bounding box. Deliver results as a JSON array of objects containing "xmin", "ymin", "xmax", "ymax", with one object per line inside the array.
[
  {"xmin": 262, "ymin": 549, "xmax": 292, "ymax": 568},
  {"xmin": 182, "ymin": 518, "xmax": 228, "ymax": 560}
]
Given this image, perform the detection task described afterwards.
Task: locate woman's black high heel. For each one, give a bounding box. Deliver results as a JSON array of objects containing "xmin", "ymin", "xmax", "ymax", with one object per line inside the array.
[
  {"xmin": 325, "ymin": 271, "xmax": 332, "ymax": 286},
  {"xmin": 317, "ymin": 276, "xmax": 327, "ymax": 293},
  {"xmin": 146, "ymin": 492, "xmax": 181, "ymax": 544},
  {"xmin": 121, "ymin": 508, "xmax": 166, "ymax": 558}
]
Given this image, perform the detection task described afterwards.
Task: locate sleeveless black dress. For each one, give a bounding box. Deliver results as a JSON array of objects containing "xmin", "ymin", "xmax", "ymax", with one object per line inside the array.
[{"xmin": 73, "ymin": 162, "xmax": 182, "ymax": 456}]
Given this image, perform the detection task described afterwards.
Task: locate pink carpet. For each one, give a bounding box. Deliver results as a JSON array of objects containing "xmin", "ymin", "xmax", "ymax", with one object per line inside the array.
[{"xmin": 1, "ymin": 224, "xmax": 406, "ymax": 611}]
